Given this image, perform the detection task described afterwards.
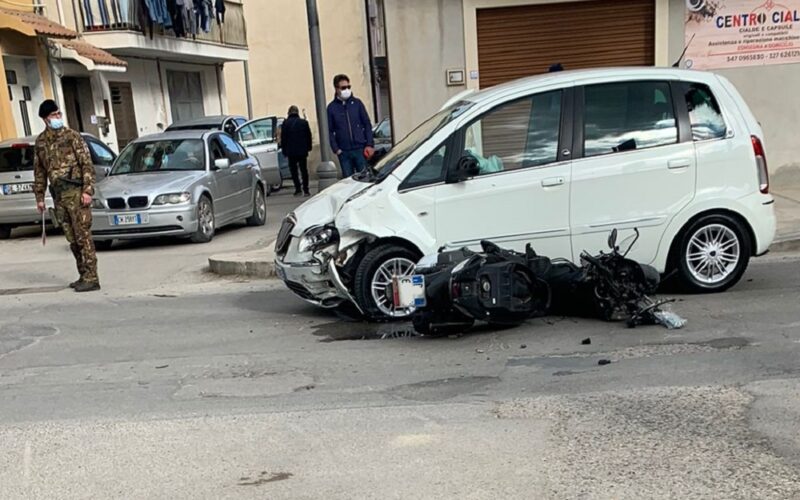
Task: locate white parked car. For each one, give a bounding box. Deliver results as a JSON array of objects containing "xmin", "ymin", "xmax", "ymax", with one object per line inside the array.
[{"xmin": 275, "ymin": 67, "xmax": 776, "ymax": 320}]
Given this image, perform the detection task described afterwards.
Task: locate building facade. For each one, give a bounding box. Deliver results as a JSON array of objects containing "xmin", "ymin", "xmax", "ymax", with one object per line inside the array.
[
  {"xmin": 1, "ymin": 0, "xmax": 248, "ymax": 154},
  {"xmin": 224, "ymin": 0, "xmax": 373, "ymax": 167},
  {"xmin": 380, "ymin": 0, "xmax": 800, "ymax": 173}
]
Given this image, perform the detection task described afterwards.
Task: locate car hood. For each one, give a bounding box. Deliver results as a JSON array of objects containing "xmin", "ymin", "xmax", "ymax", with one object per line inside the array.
[
  {"xmin": 97, "ymin": 171, "xmax": 205, "ymax": 198},
  {"xmin": 291, "ymin": 178, "xmax": 372, "ymax": 235}
]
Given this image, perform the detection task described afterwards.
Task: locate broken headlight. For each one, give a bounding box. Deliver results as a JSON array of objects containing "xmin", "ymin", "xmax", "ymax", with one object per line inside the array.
[{"xmin": 299, "ymin": 225, "xmax": 339, "ymax": 252}]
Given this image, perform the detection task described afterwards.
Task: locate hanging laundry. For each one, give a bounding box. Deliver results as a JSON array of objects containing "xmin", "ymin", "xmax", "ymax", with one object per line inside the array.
[{"xmin": 215, "ymin": 0, "xmax": 225, "ymax": 24}]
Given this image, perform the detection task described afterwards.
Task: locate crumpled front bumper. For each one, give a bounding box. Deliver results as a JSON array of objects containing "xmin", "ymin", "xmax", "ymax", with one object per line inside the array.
[{"xmin": 274, "ymin": 236, "xmax": 356, "ymax": 309}]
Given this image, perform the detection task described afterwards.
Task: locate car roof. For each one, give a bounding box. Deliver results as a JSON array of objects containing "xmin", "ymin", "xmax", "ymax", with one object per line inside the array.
[
  {"xmin": 166, "ymin": 115, "xmax": 246, "ymax": 130},
  {"xmin": 132, "ymin": 130, "xmax": 210, "ymax": 142},
  {"xmin": 464, "ymin": 67, "xmax": 718, "ymax": 105}
]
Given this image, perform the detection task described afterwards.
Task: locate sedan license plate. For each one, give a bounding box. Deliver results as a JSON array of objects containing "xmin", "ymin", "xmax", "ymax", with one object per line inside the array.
[
  {"xmin": 111, "ymin": 213, "xmax": 148, "ymax": 226},
  {"xmin": 394, "ymin": 275, "xmax": 426, "ymax": 309},
  {"xmin": 2, "ymin": 183, "xmax": 33, "ymax": 195}
]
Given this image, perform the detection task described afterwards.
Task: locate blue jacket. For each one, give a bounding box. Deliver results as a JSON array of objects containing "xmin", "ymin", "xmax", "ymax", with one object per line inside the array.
[{"xmin": 327, "ymin": 96, "xmax": 373, "ymax": 152}]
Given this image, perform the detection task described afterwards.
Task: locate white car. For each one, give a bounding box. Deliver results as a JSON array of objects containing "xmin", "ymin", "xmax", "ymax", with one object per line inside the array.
[{"xmin": 275, "ymin": 67, "xmax": 776, "ymax": 320}]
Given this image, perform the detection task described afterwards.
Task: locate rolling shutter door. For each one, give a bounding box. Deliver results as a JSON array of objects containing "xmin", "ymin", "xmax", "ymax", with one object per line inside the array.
[{"xmin": 477, "ymin": 0, "xmax": 655, "ymax": 88}]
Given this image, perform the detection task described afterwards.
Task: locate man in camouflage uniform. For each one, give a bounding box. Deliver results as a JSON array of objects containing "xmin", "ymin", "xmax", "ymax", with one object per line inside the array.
[{"xmin": 33, "ymin": 99, "xmax": 101, "ymax": 292}]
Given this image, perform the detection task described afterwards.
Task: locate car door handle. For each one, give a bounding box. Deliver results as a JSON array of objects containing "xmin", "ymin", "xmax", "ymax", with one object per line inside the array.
[
  {"xmin": 541, "ymin": 177, "xmax": 566, "ymax": 187},
  {"xmin": 668, "ymin": 159, "xmax": 692, "ymax": 170}
]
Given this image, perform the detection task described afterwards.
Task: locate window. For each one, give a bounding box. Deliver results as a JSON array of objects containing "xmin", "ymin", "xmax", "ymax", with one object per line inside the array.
[
  {"xmin": 111, "ymin": 139, "xmax": 205, "ymax": 174},
  {"xmin": 583, "ymin": 81, "xmax": 677, "ymax": 157},
  {"xmin": 209, "ymin": 139, "xmax": 225, "ymax": 161},
  {"xmin": 86, "ymin": 139, "xmax": 116, "ymax": 166},
  {"xmin": 237, "ymin": 118, "xmax": 274, "ymax": 147},
  {"xmin": 463, "ymin": 90, "xmax": 562, "ymax": 176},
  {"xmin": 218, "ymin": 134, "xmax": 245, "ymax": 162},
  {"xmin": 403, "ymin": 143, "xmax": 447, "ymax": 188},
  {"xmin": 685, "ymin": 83, "xmax": 726, "ymax": 141}
]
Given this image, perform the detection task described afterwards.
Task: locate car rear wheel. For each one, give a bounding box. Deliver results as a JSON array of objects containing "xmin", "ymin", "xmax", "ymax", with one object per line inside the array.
[
  {"xmin": 353, "ymin": 244, "xmax": 420, "ymax": 321},
  {"xmin": 190, "ymin": 196, "xmax": 215, "ymax": 243},
  {"xmin": 245, "ymin": 186, "xmax": 267, "ymax": 226},
  {"xmin": 676, "ymin": 214, "xmax": 751, "ymax": 292},
  {"xmin": 0, "ymin": 225, "xmax": 12, "ymax": 240},
  {"xmin": 94, "ymin": 239, "xmax": 113, "ymax": 251}
]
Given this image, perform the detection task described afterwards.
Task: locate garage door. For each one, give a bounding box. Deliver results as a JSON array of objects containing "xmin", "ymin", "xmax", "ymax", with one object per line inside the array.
[{"xmin": 476, "ymin": 0, "xmax": 655, "ymax": 88}]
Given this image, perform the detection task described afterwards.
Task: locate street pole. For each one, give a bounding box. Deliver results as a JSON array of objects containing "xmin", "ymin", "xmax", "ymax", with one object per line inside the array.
[
  {"xmin": 306, "ymin": 0, "xmax": 332, "ymax": 164},
  {"xmin": 305, "ymin": 0, "xmax": 338, "ymax": 192}
]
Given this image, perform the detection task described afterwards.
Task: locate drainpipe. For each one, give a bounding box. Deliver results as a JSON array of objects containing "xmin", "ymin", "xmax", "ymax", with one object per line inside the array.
[
  {"xmin": 215, "ymin": 63, "xmax": 223, "ymax": 113},
  {"xmin": 243, "ymin": 60, "xmax": 253, "ymax": 119}
]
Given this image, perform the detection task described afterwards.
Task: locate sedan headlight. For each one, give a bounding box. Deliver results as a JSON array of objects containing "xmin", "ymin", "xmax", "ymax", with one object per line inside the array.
[
  {"xmin": 152, "ymin": 192, "xmax": 191, "ymax": 205},
  {"xmin": 91, "ymin": 199, "xmax": 105, "ymax": 209},
  {"xmin": 299, "ymin": 225, "xmax": 339, "ymax": 253}
]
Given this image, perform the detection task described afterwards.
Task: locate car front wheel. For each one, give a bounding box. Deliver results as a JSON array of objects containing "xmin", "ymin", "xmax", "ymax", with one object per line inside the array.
[
  {"xmin": 353, "ymin": 244, "xmax": 420, "ymax": 321},
  {"xmin": 676, "ymin": 214, "xmax": 751, "ymax": 292},
  {"xmin": 190, "ymin": 196, "xmax": 215, "ymax": 243}
]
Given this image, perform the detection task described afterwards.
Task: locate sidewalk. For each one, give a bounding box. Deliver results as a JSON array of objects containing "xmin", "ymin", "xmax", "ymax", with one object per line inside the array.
[{"xmin": 209, "ymin": 171, "xmax": 800, "ymax": 278}]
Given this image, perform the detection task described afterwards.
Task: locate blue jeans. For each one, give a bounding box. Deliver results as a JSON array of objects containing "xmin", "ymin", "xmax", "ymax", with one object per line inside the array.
[{"xmin": 338, "ymin": 149, "xmax": 367, "ymax": 178}]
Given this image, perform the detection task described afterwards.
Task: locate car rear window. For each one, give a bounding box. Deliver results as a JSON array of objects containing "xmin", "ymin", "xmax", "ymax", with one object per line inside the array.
[{"xmin": 0, "ymin": 145, "xmax": 34, "ymax": 172}]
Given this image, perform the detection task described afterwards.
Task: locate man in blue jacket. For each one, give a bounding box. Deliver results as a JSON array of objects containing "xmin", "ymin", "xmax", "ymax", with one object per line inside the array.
[{"xmin": 327, "ymin": 74, "xmax": 374, "ymax": 177}]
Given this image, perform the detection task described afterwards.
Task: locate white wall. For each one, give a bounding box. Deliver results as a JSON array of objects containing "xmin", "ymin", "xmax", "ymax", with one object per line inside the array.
[{"xmin": 384, "ymin": 0, "xmax": 468, "ymax": 139}]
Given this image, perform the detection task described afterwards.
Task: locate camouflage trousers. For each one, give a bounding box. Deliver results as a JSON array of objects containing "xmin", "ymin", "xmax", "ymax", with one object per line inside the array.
[{"xmin": 56, "ymin": 189, "xmax": 99, "ymax": 285}]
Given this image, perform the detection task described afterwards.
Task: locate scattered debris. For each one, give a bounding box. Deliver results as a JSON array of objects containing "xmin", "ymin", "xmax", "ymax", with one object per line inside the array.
[
  {"xmin": 476, "ymin": 349, "xmax": 485, "ymax": 354},
  {"xmin": 293, "ymin": 384, "xmax": 315, "ymax": 392},
  {"xmin": 598, "ymin": 359, "xmax": 612, "ymax": 366},
  {"xmin": 155, "ymin": 364, "xmax": 169, "ymax": 369},
  {"xmin": 152, "ymin": 294, "xmax": 177, "ymax": 298},
  {"xmin": 582, "ymin": 338, "xmax": 592, "ymax": 345},
  {"xmin": 520, "ymin": 344, "xmax": 527, "ymax": 349},
  {"xmin": 238, "ymin": 471, "xmax": 293, "ymax": 486}
]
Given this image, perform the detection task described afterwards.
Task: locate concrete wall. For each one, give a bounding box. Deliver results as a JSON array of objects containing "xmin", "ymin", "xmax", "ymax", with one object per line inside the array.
[
  {"xmin": 383, "ymin": 0, "xmax": 467, "ymax": 139},
  {"xmin": 224, "ymin": 0, "xmax": 373, "ymax": 166},
  {"xmin": 667, "ymin": 0, "xmax": 799, "ymax": 172}
]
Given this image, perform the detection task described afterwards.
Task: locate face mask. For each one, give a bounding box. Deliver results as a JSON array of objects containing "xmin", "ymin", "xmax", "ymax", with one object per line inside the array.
[
  {"xmin": 340, "ymin": 89, "xmax": 352, "ymax": 100},
  {"xmin": 144, "ymin": 157, "xmax": 155, "ymax": 168},
  {"xmin": 49, "ymin": 118, "xmax": 64, "ymax": 130}
]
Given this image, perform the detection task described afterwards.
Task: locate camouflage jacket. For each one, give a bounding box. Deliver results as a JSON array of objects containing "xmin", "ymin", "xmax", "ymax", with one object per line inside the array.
[{"xmin": 33, "ymin": 128, "xmax": 95, "ymax": 203}]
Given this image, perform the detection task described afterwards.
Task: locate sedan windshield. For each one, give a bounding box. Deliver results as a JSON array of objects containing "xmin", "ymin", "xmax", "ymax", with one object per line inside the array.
[
  {"xmin": 111, "ymin": 139, "xmax": 205, "ymax": 175},
  {"xmin": 369, "ymin": 101, "xmax": 474, "ymax": 181}
]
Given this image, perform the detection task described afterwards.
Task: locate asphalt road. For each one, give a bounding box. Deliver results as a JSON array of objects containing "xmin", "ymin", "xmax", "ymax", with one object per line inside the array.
[{"xmin": 1, "ymin": 248, "xmax": 800, "ymax": 499}]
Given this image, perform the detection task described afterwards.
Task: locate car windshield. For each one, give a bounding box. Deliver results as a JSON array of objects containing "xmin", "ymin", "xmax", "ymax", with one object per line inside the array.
[
  {"xmin": 0, "ymin": 145, "xmax": 34, "ymax": 172},
  {"xmin": 111, "ymin": 139, "xmax": 206, "ymax": 175},
  {"xmin": 367, "ymin": 101, "xmax": 474, "ymax": 181}
]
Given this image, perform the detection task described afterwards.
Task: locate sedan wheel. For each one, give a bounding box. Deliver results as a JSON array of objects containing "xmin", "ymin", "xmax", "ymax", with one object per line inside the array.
[
  {"xmin": 246, "ymin": 187, "xmax": 267, "ymax": 226},
  {"xmin": 190, "ymin": 196, "xmax": 215, "ymax": 243}
]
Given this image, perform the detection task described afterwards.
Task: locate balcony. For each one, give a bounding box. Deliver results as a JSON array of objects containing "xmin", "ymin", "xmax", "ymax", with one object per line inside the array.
[{"xmin": 74, "ymin": 0, "xmax": 248, "ymax": 62}]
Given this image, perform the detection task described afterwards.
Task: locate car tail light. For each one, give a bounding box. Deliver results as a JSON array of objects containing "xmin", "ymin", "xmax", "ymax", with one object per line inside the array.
[
  {"xmin": 11, "ymin": 143, "xmax": 29, "ymax": 149},
  {"xmin": 751, "ymin": 135, "xmax": 769, "ymax": 194}
]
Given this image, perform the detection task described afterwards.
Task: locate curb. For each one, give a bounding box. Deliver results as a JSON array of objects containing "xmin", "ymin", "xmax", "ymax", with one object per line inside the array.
[
  {"xmin": 208, "ymin": 244, "xmax": 277, "ymax": 279},
  {"xmin": 769, "ymin": 233, "xmax": 800, "ymax": 254}
]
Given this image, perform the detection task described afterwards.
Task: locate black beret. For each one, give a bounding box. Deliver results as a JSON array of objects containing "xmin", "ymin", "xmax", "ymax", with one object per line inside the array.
[{"xmin": 38, "ymin": 99, "xmax": 59, "ymax": 119}]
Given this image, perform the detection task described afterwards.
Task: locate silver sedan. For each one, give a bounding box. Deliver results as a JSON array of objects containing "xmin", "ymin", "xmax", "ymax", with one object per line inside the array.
[{"xmin": 91, "ymin": 130, "xmax": 266, "ymax": 249}]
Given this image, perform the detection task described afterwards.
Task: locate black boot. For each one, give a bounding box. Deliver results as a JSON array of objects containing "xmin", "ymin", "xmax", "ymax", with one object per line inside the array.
[{"xmin": 74, "ymin": 282, "xmax": 101, "ymax": 293}]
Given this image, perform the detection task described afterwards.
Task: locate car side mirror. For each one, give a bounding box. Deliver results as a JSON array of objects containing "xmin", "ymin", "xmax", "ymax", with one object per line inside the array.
[
  {"xmin": 446, "ymin": 154, "xmax": 480, "ymax": 184},
  {"xmin": 213, "ymin": 158, "xmax": 231, "ymax": 170}
]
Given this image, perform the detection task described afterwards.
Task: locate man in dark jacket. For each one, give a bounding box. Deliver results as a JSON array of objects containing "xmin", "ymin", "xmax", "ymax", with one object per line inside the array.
[
  {"xmin": 280, "ymin": 105, "xmax": 312, "ymax": 196},
  {"xmin": 327, "ymin": 74, "xmax": 374, "ymax": 177}
]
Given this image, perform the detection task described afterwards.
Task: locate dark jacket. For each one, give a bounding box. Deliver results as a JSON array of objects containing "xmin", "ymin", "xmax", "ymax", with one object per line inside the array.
[
  {"xmin": 327, "ymin": 96, "xmax": 373, "ymax": 153},
  {"xmin": 280, "ymin": 114, "xmax": 313, "ymax": 158}
]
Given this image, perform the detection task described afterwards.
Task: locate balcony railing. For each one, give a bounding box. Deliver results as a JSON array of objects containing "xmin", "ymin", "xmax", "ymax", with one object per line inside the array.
[{"xmin": 75, "ymin": 0, "xmax": 247, "ymax": 47}]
